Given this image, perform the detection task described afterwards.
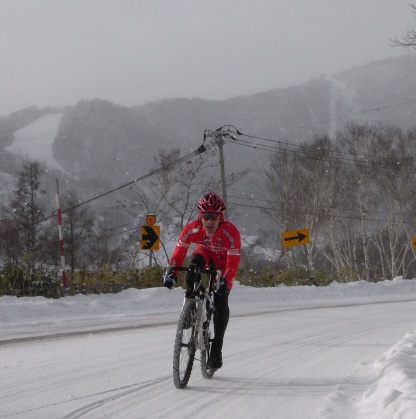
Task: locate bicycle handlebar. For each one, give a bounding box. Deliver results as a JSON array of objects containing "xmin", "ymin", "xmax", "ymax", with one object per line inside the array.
[
  {"xmin": 171, "ymin": 265, "xmax": 217, "ymax": 275},
  {"xmin": 169, "ymin": 265, "xmax": 219, "ymax": 295}
]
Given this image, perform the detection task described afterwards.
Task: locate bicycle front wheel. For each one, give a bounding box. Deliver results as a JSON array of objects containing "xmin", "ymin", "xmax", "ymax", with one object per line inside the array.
[{"xmin": 173, "ymin": 300, "xmax": 196, "ymax": 389}]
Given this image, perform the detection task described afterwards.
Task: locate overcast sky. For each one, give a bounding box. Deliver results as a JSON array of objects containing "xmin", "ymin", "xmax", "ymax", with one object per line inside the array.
[{"xmin": 0, "ymin": 0, "xmax": 415, "ymax": 117}]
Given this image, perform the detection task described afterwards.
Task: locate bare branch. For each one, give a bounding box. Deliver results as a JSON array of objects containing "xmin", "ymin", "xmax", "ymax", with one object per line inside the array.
[{"xmin": 391, "ymin": 4, "xmax": 416, "ymax": 48}]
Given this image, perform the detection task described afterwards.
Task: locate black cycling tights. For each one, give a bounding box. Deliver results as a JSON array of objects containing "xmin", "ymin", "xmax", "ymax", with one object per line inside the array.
[{"xmin": 212, "ymin": 291, "xmax": 229, "ymax": 352}]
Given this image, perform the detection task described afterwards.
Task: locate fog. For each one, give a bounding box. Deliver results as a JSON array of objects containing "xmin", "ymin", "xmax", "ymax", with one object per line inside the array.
[{"xmin": 0, "ymin": 0, "xmax": 414, "ymax": 117}]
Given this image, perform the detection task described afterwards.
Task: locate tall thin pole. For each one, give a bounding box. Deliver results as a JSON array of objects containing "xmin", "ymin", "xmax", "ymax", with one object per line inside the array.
[
  {"xmin": 217, "ymin": 133, "xmax": 229, "ymax": 219},
  {"xmin": 55, "ymin": 178, "xmax": 67, "ymax": 289}
]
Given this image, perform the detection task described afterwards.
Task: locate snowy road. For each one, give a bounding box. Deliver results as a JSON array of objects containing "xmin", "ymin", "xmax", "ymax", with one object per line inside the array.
[{"xmin": 1, "ymin": 286, "xmax": 416, "ymax": 418}]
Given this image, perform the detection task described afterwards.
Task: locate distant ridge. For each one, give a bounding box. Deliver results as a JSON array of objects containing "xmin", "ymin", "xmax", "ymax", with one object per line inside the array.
[{"xmin": 1, "ymin": 54, "xmax": 415, "ymax": 232}]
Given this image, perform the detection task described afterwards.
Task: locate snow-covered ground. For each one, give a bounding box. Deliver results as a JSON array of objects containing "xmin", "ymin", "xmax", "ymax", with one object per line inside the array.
[{"xmin": 1, "ymin": 278, "xmax": 416, "ymax": 418}]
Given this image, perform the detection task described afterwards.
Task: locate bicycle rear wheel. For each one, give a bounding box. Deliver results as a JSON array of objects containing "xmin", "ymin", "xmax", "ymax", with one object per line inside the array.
[
  {"xmin": 173, "ymin": 300, "xmax": 196, "ymax": 389},
  {"xmin": 201, "ymin": 314, "xmax": 215, "ymax": 379}
]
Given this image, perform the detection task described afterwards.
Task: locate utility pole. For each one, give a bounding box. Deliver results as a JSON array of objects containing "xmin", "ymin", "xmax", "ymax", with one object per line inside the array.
[
  {"xmin": 216, "ymin": 132, "xmax": 229, "ymax": 219},
  {"xmin": 205, "ymin": 125, "xmax": 242, "ymax": 219},
  {"xmin": 55, "ymin": 178, "xmax": 67, "ymax": 294}
]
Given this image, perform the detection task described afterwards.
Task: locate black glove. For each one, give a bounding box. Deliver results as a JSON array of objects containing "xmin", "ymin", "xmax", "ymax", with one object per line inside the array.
[
  {"xmin": 215, "ymin": 277, "xmax": 229, "ymax": 298},
  {"xmin": 162, "ymin": 269, "xmax": 177, "ymax": 290}
]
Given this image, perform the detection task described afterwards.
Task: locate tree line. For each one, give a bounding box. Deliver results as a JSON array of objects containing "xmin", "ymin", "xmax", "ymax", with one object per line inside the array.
[
  {"xmin": 0, "ymin": 146, "xmax": 225, "ymax": 296},
  {"xmin": 258, "ymin": 122, "xmax": 416, "ymax": 281},
  {"xmin": 1, "ymin": 122, "xmax": 416, "ymax": 297}
]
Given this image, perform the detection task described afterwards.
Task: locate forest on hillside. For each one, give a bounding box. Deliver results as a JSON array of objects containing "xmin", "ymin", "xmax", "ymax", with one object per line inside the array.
[{"xmin": 1, "ymin": 121, "xmax": 416, "ymax": 297}]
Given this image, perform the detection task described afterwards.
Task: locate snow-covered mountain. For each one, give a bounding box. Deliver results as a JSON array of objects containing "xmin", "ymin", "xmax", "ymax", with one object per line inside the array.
[{"xmin": 1, "ymin": 55, "xmax": 415, "ymax": 231}]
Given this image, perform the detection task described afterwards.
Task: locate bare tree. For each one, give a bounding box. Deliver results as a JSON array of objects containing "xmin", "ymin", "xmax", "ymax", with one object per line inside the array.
[
  {"xmin": 295, "ymin": 136, "xmax": 340, "ymax": 270},
  {"xmin": 60, "ymin": 190, "xmax": 95, "ymax": 273},
  {"xmin": 117, "ymin": 147, "xmax": 220, "ymax": 267},
  {"xmin": 258, "ymin": 123, "xmax": 416, "ymax": 282},
  {"xmin": 391, "ymin": 4, "xmax": 416, "ymax": 48},
  {"xmin": 333, "ymin": 123, "xmax": 383, "ymax": 280},
  {"xmin": 370, "ymin": 127, "xmax": 416, "ymax": 278},
  {"xmin": 324, "ymin": 123, "xmax": 416, "ymax": 280},
  {"xmin": 257, "ymin": 136, "xmax": 339, "ymax": 271}
]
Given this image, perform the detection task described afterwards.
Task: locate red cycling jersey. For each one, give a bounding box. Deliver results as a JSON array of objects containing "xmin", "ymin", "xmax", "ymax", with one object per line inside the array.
[{"xmin": 169, "ymin": 219, "xmax": 241, "ymax": 290}]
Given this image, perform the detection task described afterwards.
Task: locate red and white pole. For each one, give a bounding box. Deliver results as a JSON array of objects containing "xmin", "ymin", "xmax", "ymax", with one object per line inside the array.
[{"xmin": 55, "ymin": 178, "xmax": 67, "ymax": 289}]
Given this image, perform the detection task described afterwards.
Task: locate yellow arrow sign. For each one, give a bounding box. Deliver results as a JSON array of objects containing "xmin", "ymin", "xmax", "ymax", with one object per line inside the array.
[
  {"xmin": 281, "ymin": 229, "xmax": 310, "ymax": 248},
  {"xmin": 141, "ymin": 225, "xmax": 160, "ymax": 250}
]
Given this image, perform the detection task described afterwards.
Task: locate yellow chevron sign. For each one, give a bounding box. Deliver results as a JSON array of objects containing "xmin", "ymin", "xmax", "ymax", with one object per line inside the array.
[
  {"xmin": 141, "ymin": 225, "xmax": 160, "ymax": 250},
  {"xmin": 281, "ymin": 229, "xmax": 310, "ymax": 248}
]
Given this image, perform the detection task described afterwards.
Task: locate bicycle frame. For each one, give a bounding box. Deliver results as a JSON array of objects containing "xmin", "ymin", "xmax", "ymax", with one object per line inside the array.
[
  {"xmin": 172, "ymin": 264, "xmax": 219, "ymax": 388},
  {"xmin": 177, "ymin": 265, "xmax": 217, "ymax": 347}
]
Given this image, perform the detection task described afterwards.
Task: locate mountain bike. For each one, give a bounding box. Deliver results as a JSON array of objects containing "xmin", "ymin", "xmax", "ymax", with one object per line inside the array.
[{"xmin": 172, "ymin": 264, "xmax": 218, "ymax": 389}]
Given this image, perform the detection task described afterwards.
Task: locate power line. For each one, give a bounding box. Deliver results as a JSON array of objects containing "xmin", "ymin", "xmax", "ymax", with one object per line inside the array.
[
  {"xmin": 224, "ymin": 137, "xmax": 416, "ymax": 173},
  {"xmin": 228, "ymin": 194, "xmax": 412, "ymax": 217},
  {"xmin": 79, "ymin": 203, "xmax": 198, "ymax": 246},
  {"xmin": 215, "ymin": 95, "xmax": 416, "ymax": 166},
  {"xmin": 231, "ymin": 202, "xmax": 416, "ymax": 226},
  {"xmin": 66, "ymin": 97, "xmax": 416, "ymax": 243},
  {"xmin": 1, "ymin": 142, "xmax": 208, "ymax": 235},
  {"xmin": 63, "ymin": 143, "xmax": 207, "ymax": 213},
  {"xmin": 6, "ymin": 94, "xmax": 416, "ymax": 241},
  {"xmin": 79, "ymin": 193, "xmax": 416, "ymax": 246},
  {"xmin": 223, "ymin": 132, "xmax": 416, "ymax": 170}
]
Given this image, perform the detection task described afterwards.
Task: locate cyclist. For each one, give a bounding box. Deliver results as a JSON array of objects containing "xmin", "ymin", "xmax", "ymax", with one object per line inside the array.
[{"xmin": 163, "ymin": 191, "xmax": 241, "ymax": 370}]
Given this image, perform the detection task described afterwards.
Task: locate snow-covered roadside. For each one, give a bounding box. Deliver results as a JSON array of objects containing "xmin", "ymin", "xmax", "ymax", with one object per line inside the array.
[
  {"xmin": 320, "ymin": 331, "xmax": 416, "ymax": 419},
  {"xmin": 1, "ymin": 277, "xmax": 415, "ymax": 330},
  {"xmin": 358, "ymin": 331, "xmax": 416, "ymax": 419},
  {"xmin": 1, "ymin": 278, "xmax": 416, "ymax": 417}
]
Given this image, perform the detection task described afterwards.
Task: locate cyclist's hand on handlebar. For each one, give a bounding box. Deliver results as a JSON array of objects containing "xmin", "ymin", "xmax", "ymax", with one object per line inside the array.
[
  {"xmin": 162, "ymin": 268, "xmax": 177, "ymax": 290},
  {"xmin": 215, "ymin": 277, "xmax": 229, "ymax": 298}
]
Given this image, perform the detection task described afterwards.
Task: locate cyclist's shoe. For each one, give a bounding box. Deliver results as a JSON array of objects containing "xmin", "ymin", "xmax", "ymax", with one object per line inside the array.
[{"xmin": 207, "ymin": 351, "xmax": 222, "ymax": 370}]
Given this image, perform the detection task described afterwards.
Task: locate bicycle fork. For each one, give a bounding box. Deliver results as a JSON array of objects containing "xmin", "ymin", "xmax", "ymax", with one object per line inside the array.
[{"xmin": 193, "ymin": 292, "xmax": 214, "ymax": 351}]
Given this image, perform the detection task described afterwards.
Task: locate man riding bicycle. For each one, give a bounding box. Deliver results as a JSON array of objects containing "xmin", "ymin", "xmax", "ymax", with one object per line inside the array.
[{"xmin": 163, "ymin": 191, "xmax": 241, "ymax": 370}]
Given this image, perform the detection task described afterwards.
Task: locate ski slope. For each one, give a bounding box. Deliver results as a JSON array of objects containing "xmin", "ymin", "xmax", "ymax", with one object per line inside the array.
[{"xmin": 6, "ymin": 112, "xmax": 64, "ymax": 171}]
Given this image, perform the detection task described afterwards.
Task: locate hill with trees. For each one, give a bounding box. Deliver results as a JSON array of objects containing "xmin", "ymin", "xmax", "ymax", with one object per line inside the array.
[{"xmin": 1, "ymin": 55, "xmax": 416, "ymax": 295}]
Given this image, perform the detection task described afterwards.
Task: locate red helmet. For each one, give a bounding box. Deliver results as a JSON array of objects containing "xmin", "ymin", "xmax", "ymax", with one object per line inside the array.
[{"xmin": 197, "ymin": 192, "xmax": 226, "ymax": 214}]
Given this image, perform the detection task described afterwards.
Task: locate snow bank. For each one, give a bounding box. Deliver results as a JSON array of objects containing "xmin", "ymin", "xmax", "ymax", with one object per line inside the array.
[
  {"xmin": 320, "ymin": 331, "xmax": 416, "ymax": 419},
  {"xmin": 2, "ymin": 277, "xmax": 416, "ymax": 328},
  {"xmin": 357, "ymin": 331, "xmax": 416, "ymax": 419}
]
